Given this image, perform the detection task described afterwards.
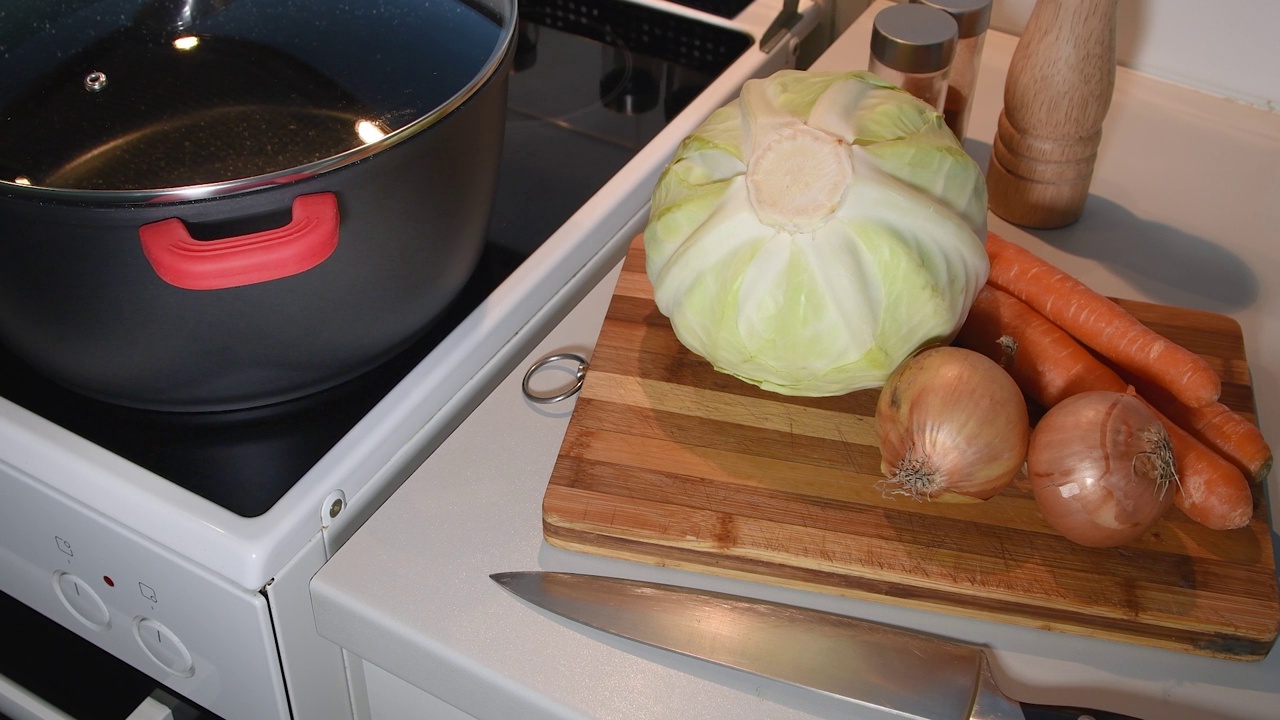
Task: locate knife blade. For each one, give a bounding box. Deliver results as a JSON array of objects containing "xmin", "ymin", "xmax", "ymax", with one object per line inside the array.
[{"xmin": 491, "ymin": 571, "xmax": 1144, "ymax": 720}]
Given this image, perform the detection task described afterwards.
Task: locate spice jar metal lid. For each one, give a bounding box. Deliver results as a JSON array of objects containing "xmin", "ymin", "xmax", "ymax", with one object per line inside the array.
[
  {"xmin": 910, "ymin": 0, "xmax": 992, "ymax": 39},
  {"xmin": 870, "ymin": 4, "xmax": 958, "ymax": 75}
]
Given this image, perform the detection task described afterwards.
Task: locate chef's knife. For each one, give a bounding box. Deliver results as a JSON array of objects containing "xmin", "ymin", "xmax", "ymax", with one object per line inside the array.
[{"xmin": 491, "ymin": 571, "xmax": 1143, "ymax": 720}]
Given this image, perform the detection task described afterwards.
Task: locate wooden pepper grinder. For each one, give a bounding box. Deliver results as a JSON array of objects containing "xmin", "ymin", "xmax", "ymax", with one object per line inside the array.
[{"xmin": 986, "ymin": 0, "xmax": 1118, "ymax": 228}]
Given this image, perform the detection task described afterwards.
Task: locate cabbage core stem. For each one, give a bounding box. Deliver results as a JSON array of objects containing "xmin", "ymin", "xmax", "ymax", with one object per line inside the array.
[{"xmin": 746, "ymin": 124, "xmax": 851, "ymax": 233}]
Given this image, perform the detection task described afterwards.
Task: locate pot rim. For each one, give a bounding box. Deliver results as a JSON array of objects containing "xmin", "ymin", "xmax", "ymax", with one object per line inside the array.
[{"xmin": 0, "ymin": 0, "xmax": 518, "ymax": 206}]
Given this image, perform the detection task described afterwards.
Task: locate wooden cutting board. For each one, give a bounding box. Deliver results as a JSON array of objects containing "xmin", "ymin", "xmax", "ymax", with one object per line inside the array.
[{"xmin": 543, "ymin": 234, "xmax": 1279, "ymax": 660}]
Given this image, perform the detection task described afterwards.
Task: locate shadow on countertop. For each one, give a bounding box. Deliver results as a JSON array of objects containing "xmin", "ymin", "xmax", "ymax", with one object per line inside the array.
[{"xmin": 964, "ymin": 138, "xmax": 1260, "ymax": 314}]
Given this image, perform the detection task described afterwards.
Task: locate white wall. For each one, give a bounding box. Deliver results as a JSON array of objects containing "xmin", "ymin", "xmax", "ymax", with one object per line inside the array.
[
  {"xmin": 991, "ymin": 0, "xmax": 1279, "ymax": 110},
  {"xmin": 835, "ymin": 0, "xmax": 1280, "ymax": 110}
]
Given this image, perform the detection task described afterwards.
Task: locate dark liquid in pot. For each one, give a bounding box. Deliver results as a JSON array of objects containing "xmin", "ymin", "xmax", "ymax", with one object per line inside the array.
[
  {"xmin": 0, "ymin": 0, "xmax": 505, "ymax": 191},
  {"xmin": 44, "ymin": 106, "xmax": 374, "ymax": 191}
]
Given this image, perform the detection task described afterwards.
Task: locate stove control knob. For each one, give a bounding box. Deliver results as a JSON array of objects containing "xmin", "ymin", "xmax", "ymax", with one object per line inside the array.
[
  {"xmin": 134, "ymin": 617, "xmax": 195, "ymax": 677},
  {"xmin": 53, "ymin": 571, "xmax": 111, "ymax": 631}
]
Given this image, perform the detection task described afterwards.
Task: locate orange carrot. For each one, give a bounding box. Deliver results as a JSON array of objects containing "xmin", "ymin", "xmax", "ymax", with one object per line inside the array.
[
  {"xmin": 984, "ymin": 232, "xmax": 1221, "ymax": 409},
  {"xmin": 955, "ymin": 285, "xmax": 1126, "ymax": 408},
  {"xmin": 953, "ymin": 282, "xmax": 1255, "ymax": 531},
  {"xmin": 1122, "ymin": 374, "xmax": 1272, "ymax": 483},
  {"xmin": 1127, "ymin": 391, "xmax": 1255, "ymax": 531}
]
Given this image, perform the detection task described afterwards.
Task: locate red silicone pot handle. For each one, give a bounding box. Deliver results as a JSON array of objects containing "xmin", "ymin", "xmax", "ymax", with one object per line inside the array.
[{"xmin": 139, "ymin": 192, "xmax": 340, "ymax": 290}]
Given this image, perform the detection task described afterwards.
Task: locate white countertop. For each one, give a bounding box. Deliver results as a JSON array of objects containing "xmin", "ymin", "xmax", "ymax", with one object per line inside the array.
[{"xmin": 311, "ymin": 3, "xmax": 1280, "ymax": 719}]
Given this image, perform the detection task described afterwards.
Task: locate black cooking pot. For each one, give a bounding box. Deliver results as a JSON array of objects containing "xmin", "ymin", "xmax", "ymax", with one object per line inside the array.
[{"xmin": 0, "ymin": 0, "xmax": 516, "ymax": 411}]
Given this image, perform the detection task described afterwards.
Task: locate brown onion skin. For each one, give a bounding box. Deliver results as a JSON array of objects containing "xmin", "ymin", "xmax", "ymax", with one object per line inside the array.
[
  {"xmin": 875, "ymin": 346, "xmax": 1030, "ymax": 501},
  {"xmin": 1028, "ymin": 391, "xmax": 1176, "ymax": 548}
]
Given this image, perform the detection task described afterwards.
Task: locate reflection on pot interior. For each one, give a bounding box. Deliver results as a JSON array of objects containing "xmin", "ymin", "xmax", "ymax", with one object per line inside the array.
[{"xmin": 355, "ymin": 120, "xmax": 389, "ymax": 145}]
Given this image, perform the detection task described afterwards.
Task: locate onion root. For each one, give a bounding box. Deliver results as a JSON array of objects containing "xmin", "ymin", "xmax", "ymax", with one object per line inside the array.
[
  {"xmin": 1134, "ymin": 425, "xmax": 1178, "ymax": 499},
  {"xmin": 878, "ymin": 451, "xmax": 939, "ymax": 500}
]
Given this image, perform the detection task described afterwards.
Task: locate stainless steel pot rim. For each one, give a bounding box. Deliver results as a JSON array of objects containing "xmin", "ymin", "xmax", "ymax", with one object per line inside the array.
[{"xmin": 0, "ymin": 0, "xmax": 518, "ymax": 206}]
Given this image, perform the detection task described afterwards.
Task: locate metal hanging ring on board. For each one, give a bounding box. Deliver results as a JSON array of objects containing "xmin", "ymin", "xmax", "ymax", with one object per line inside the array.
[{"xmin": 521, "ymin": 352, "xmax": 589, "ymax": 404}]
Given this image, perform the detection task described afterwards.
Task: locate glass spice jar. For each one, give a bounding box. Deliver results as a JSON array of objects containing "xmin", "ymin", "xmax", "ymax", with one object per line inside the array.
[
  {"xmin": 911, "ymin": 0, "xmax": 992, "ymax": 140},
  {"xmin": 868, "ymin": 3, "xmax": 958, "ymax": 112}
]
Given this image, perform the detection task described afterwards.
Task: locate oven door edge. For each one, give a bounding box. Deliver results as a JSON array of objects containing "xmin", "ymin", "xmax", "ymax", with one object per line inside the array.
[{"xmin": 267, "ymin": 529, "xmax": 358, "ymax": 720}]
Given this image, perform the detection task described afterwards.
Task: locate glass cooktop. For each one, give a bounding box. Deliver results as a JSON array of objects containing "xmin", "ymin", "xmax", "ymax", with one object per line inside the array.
[{"xmin": 0, "ymin": 0, "xmax": 751, "ymax": 517}]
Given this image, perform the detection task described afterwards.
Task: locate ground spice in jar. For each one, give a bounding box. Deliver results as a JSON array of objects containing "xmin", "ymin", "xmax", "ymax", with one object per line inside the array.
[
  {"xmin": 943, "ymin": 84, "xmax": 969, "ymax": 134},
  {"xmin": 911, "ymin": 0, "xmax": 991, "ymax": 140}
]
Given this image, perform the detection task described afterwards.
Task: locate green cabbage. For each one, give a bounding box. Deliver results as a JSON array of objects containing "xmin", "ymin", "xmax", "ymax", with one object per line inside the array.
[{"xmin": 644, "ymin": 70, "xmax": 989, "ymax": 396}]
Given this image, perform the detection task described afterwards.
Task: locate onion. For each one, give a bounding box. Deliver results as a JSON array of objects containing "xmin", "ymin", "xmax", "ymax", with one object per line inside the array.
[
  {"xmin": 875, "ymin": 346, "xmax": 1030, "ymax": 502},
  {"xmin": 1028, "ymin": 390, "xmax": 1176, "ymax": 547}
]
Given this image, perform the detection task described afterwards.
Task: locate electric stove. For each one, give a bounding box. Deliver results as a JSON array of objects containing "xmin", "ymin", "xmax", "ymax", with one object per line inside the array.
[{"xmin": 0, "ymin": 0, "xmax": 822, "ymax": 718}]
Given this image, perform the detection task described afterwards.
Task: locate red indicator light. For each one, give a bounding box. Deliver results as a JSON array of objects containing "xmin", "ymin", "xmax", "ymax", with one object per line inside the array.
[{"xmin": 103, "ymin": 576, "xmax": 115, "ymax": 587}]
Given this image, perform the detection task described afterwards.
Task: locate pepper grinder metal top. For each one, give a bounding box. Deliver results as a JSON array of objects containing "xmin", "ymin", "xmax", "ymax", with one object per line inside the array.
[{"xmin": 986, "ymin": 0, "xmax": 1119, "ymax": 229}]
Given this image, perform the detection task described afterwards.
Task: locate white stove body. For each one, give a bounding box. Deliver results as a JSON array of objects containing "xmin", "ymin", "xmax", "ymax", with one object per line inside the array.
[{"xmin": 0, "ymin": 2, "xmax": 827, "ymax": 718}]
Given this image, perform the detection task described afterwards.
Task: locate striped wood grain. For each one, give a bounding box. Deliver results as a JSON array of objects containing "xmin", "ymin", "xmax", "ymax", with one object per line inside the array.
[{"xmin": 543, "ymin": 235, "xmax": 1278, "ymax": 660}]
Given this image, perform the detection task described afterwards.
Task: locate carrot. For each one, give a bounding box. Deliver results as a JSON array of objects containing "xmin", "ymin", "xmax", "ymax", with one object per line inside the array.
[
  {"xmin": 1121, "ymin": 373, "xmax": 1272, "ymax": 483},
  {"xmin": 953, "ymin": 282, "xmax": 1255, "ymax": 531},
  {"xmin": 1126, "ymin": 390, "xmax": 1255, "ymax": 531},
  {"xmin": 955, "ymin": 285, "xmax": 1126, "ymax": 408},
  {"xmin": 984, "ymin": 232, "xmax": 1222, "ymax": 409}
]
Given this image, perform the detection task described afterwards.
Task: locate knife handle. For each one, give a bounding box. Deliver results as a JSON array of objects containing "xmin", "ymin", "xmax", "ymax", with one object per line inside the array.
[{"xmin": 1021, "ymin": 702, "xmax": 1144, "ymax": 720}]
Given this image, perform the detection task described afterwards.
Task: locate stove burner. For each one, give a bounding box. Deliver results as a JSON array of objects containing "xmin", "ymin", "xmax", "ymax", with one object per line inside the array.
[{"xmin": 600, "ymin": 55, "xmax": 659, "ymax": 115}]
